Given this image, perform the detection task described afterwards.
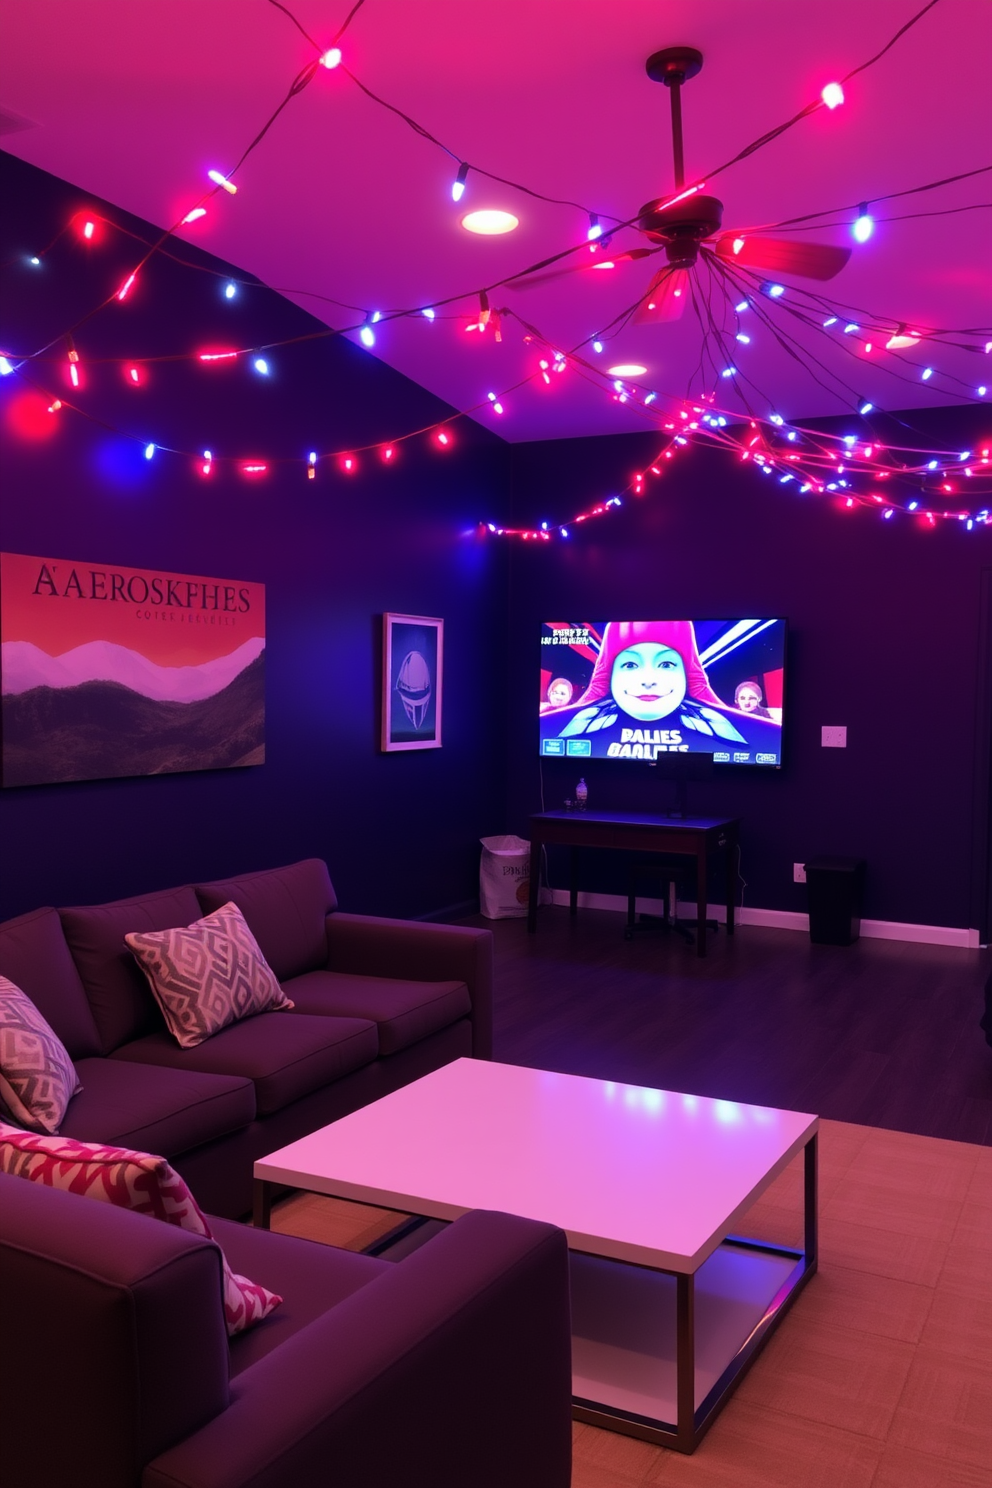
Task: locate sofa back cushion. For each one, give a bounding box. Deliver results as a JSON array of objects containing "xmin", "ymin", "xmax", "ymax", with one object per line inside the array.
[
  {"xmin": 195, "ymin": 859, "xmax": 337, "ymax": 981},
  {"xmin": 0, "ymin": 906, "xmax": 102, "ymax": 1059},
  {"xmin": 60, "ymin": 885, "xmax": 203, "ymax": 1053},
  {"xmin": 0, "ymin": 1170, "xmax": 230, "ymax": 1488}
]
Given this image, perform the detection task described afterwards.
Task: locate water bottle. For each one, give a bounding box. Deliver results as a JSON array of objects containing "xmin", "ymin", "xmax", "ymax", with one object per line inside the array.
[{"xmin": 575, "ymin": 778, "xmax": 588, "ymax": 811}]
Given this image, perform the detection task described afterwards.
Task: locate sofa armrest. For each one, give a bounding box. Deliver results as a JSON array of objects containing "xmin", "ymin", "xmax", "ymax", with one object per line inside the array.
[
  {"xmin": 324, "ymin": 912, "xmax": 493, "ymax": 1059},
  {"xmin": 143, "ymin": 1209, "xmax": 571, "ymax": 1488}
]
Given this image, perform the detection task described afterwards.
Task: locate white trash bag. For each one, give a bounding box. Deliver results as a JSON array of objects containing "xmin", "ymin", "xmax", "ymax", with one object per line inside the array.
[{"xmin": 479, "ymin": 835, "xmax": 533, "ymax": 919}]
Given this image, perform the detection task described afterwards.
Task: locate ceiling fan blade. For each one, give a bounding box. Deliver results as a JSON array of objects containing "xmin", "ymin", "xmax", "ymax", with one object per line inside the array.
[
  {"xmin": 714, "ymin": 234, "xmax": 851, "ymax": 280},
  {"xmin": 508, "ymin": 247, "xmax": 657, "ymax": 291},
  {"xmin": 634, "ymin": 268, "xmax": 689, "ymax": 324}
]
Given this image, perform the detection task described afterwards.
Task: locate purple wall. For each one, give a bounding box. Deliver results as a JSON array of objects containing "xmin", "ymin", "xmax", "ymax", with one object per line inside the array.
[
  {"xmin": 505, "ymin": 421, "xmax": 992, "ymax": 930},
  {"xmin": 0, "ymin": 153, "xmax": 511, "ymax": 921}
]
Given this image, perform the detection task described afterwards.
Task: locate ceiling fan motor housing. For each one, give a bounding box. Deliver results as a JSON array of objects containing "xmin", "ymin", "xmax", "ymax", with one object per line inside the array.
[{"xmin": 638, "ymin": 194, "xmax": 724, "ymax": 265}]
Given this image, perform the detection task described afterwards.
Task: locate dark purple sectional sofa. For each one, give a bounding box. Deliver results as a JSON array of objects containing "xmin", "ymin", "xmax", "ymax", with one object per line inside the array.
[
  {"xmin": 0, "ymin": 858, "xmax": 494, "ymax": 1217},
  {"xmin": 0, "ymin": 1171, "xmax": 573, "ymax": 1488}
]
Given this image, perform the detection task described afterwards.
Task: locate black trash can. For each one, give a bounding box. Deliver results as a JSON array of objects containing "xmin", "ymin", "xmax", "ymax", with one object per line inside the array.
[{"xmin": 805, "ymin": 857, "xmax": 865, "ymax": 945}]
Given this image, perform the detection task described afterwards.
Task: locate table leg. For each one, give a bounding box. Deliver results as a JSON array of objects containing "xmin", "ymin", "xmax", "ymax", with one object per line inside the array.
[
  {"xmin": 725, "ymin": 831, "xmax": 736, "ymax": 937},
  {"xmin": 527, "ymin": 836, "xmax": 541, "ymax": 932},
  {"xmin": 804, "ymin": 1132, "xmax": 819, "ymax": 1268},
  {"xmin": 253, "ymin": 1179, "xmax": 272, "ymax": 1230},
  {"xmin": 676, "ymin": 1272, "xmax": 696, "ymax": 1451},
  {"xmin": 569, "ymin": 847, "xmax": 579, "ymax": 916},
  {"xmin": 696, "ymin": 847, "xmax": 707, "ymax": 958}
]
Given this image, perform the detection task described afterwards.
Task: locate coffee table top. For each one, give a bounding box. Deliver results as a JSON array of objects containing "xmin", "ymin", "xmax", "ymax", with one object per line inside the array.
[{"xmin": 255, "ymin": 1059, "xmax": 817, "ymax": 1271}]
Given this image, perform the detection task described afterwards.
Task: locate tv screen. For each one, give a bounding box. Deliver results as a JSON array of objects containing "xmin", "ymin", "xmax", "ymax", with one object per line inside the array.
[{"xmin": 539, "ymin": 619, "xmax": 786, "ymax": 767}]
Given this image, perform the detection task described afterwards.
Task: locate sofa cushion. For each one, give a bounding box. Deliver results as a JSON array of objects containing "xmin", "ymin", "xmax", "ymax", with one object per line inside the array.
[
  {"xmin": 211, "ymin": 1217, "xmax": 389, "ymax": 1376},
  {"xmin": 125, "ymin": 902, "xmax": 294, "ymax": 1049},
  {"xmin": 0, "ymin": 1123, "xmax": 281, "ymax": 1335},
  {"xmin": 61, "ymin": 1057, "xmax": 255, "ymax": 1155},
  {"xmin": 0, "ymin": 977, "xmax": 82, "ymax": 1132},
  {"xmin": 0, "ymin": 906, "xmax": 102, "ymax": 1059},
  {"xmin": 111, "ymin": 1012, "xmax": 379, "ymax": 1117},
  {"xmin": 61, "ymin": 885, "xmax": 203, "ymax": 1053},
  {"xmin": 195, "ymin": 859, "xmax": 336, "ymax": 982},
  {"xmin": 285, "ymin": 969, "xmax": 472, "ymax": 1057}
]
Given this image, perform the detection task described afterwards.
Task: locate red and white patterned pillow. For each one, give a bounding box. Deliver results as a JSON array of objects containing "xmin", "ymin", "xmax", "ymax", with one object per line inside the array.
[
  {"xmin": 0, "ymin": 976, "xmax": 82, "ymax": 1133},
  {"xmin": 125, "ymin": 901, "xmax": 293, "ymax": 1049},
  {"xmin": 0, "ymin": 1122, "xmax": 281, "ymax": 1336}
]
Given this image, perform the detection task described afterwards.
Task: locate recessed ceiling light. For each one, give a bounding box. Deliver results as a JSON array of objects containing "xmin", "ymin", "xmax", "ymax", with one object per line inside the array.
[
  {"xmin": 461, "ymin": 209, "xmax": 519, "ymax": 235},
  {"xmin": 607, "ymin": 363, "xmax": 647, "ymax": 377}
]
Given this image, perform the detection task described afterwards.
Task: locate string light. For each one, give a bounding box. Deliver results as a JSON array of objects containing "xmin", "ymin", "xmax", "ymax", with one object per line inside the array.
[
  {"xmin": 359, "ymin": 318, "xmax": 375, "ymax": 348},
  {"xmin": 199, "ymin": 350, "xmax": 238, "ymax": 363},
  {"xmin": 308, "ymin": 450, "xmax": 317, "ymax": 479},
  {"xmin": 252, "ymin": 356, "xmax": 270, "ymax": 375},
  {"xmin": 207, "ymin": 169, "xmax": 237, "ymax": 195},
  {"xmin": 81, "ymin": 219, "xmax": 96, "ymax": 241},
  {"xmin": 116, "ymin": 272, "xmax": 137, "ymax": 301},
  {"xmin": 587, "ymin": 214, "xmax": 602, "ymax": 242},
  {"xmin": 422, "ymin": 307, "xmax": 436, "ymax": 321},
  {"xmin": 761, "ymin": 283, "xmax": 786, "ymax": 299},
  {"xmin": 0, "ymin": 356, "xmax": 14, "ymax": 376},
  {"xmin": 452, "ymin": 162, "xmax": 469, "ymax": 203},
  {"xmin": 821, "ymin": 82, "xmax": 845, "ymax": 109},
  {"xmin": 125, "ymin": 364, "xmax": 143, "ymax": 385},
  {"xmin": 852, "ymin": 203, "xmax": 874, "ymax": 242},
  {"xmin": 320, "ymin": 47, "xmax": 342, "ymax": 69},
  {"xmin": 181, "ymin": 207, "xmax": 207, "ymax": 224},
  {"xmin": 66, "ymin": 336, "xmax": 80, "ymax": 388},
  {"xmin": 144, "ymin": 443, "xmax": 155, "ymax": 460},
  {"xmin": 224, "ymin": 282, "xmax": 238, "ymax": 299}
]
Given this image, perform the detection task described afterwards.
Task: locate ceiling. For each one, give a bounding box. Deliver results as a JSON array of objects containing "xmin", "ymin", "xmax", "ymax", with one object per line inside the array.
[{"xmin": 2, "ymin": 0, "xmax": 990, "ymax": 442}]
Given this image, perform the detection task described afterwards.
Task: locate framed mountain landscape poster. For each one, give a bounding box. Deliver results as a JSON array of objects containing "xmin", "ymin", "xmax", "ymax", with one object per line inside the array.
[{"xmin": 0, "ymin": 552, "xmax": 265, "ymax": 787}]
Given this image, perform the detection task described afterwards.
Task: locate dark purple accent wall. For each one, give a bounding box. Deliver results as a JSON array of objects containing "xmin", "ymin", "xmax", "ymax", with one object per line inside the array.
[
  {"xmin": 505, "ymin": 422, "xmax": 992, "ymax": 930},
  {"xmin": 0, "ymin": 153, "xmax": 511, "ymax": 921}
]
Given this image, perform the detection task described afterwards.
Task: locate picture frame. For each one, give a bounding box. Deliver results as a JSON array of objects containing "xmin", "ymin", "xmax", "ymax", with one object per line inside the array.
[{"xmin": 381, "ymin": 613, "xmax": 443, "ymax": 752}]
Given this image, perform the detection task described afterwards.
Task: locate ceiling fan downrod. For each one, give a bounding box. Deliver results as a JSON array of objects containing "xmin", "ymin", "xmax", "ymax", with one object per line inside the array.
[{"xmin": 645, "ymin": 47, "xmax": 703, "ymax": 191}]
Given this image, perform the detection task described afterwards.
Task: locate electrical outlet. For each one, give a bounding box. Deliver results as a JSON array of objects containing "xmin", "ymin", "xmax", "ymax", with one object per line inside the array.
[
  {"xmin": 821, "ymin": 725, "xmax": 847, "ymax": 748},
  {"xmin": 793, "ymin": 862, "xmax": 807, "ymax": 883}
]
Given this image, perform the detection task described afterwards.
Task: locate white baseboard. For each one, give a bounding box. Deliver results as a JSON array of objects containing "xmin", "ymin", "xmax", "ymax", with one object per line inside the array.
[{"xmin": 547, "ymin": 889, "xmax": 982, "ymax": 949}]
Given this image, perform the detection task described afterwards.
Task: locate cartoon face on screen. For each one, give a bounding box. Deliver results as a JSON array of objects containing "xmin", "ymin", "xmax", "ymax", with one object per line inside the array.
[
  {"xmin": 547, "ymin": 677, "xmax": 574, "ymax": 707},
  {"xmin": 396, "ymin": 650, "xmax": 432, "ymax": 729},
  {"xmin": 735, "ymin": 681, "xmax": 762, "ymax": 712},
  {"xmin": 610, "ymin": 643, "xmax": 687, "ymax": 721}
]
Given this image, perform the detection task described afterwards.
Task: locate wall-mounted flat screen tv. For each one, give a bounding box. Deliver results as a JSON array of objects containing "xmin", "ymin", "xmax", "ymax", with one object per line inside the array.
[{"xmin": 539, "ymin": 619, "xmax": 786, "ymax": 767}]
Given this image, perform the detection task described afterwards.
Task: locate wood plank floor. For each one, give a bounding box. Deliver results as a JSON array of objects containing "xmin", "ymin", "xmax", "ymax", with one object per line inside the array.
[
  {"xmin": 273, "ymin": 1120, "xmax": 992, "ymax": 1488},
  {"xmin": 464, "ymin": 907, "xmax": 992, "ymax": 1146}
]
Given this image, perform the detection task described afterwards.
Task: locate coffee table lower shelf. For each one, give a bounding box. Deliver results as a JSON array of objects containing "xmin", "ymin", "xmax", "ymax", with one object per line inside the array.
[
  {"xmin": 255, "ymin": 1150, "xmax": 817, "ymax": 1456},
  {"xmin": 570, "ymin": 1234, "xmax": 815, "ymax": 1452}
]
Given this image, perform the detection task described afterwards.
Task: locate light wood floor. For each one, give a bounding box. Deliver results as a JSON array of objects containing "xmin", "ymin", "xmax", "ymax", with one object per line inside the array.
[{"xmin": 272, "ymin": 1117, "xmax": 992, "ymax": 1487}]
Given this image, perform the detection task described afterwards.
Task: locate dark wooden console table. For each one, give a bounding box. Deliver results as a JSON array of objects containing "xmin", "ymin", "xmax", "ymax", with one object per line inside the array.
[{"xmin": 528, "ymin": 811, "xmax": 740, "ymax": 959}]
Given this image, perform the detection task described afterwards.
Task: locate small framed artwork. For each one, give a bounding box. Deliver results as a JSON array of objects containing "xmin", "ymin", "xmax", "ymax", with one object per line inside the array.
[{"xmin": 381, "ymin": 613, "xmax": 443, "ymax": 751}]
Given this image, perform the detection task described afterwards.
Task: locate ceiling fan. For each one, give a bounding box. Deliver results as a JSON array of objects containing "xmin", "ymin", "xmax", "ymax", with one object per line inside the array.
[{"xmin": 510, "ymin": 47, "xmax": 851, "ymax": 322}]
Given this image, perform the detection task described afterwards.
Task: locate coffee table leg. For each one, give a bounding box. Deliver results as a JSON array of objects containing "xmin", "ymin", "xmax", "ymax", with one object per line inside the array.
[
  {"xmin": 253, "ymin": 1178, "xmax": 272, "ymax": 1230},
  {"xmin": 676, "ymin": 1272, "xmax": 695, "ymax": 1450},
  {"xmin": 805, "ymin": 1131, "xmax": 819, "ymax": 1267}
]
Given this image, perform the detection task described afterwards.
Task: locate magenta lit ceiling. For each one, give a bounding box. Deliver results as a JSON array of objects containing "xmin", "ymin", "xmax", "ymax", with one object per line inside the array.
[{"xmin": 2, "ymin": 0, "xmax": 990, "ymax": 441}]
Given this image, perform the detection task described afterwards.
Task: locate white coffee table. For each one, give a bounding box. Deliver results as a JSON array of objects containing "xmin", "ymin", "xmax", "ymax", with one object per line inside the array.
[{"xmin": 254, "ymin": 1058, "xmax": 818, "ymax": 1453}]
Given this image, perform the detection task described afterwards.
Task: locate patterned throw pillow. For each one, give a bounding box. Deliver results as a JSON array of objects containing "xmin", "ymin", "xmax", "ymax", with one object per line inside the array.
[
  {"xmin": 0, "ymin": 977, "xmax": 82, "ymax": 1133},
  {"xmin": 0, "ymin": 1121, "xmax": 281, "ymax": 1336},
  {"xmin": 125, "ymin": 901, "xmax": 293, "ymax": 1049}
]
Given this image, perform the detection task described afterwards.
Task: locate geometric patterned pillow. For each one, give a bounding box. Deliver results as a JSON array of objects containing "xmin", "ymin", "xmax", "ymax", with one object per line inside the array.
[
  {"xmin": 0, "ymin": 976, "xmax": 82, "ymax": 1133},
  {"xmin": 124, "ymin": 901, "xmax": 293, "ymax": 1049},
  {"xmin": 0, "ymin": 1120, "xmax": 282, "ymax": 1336}
]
